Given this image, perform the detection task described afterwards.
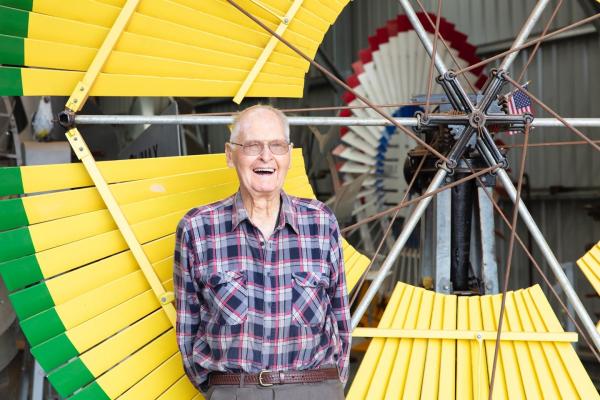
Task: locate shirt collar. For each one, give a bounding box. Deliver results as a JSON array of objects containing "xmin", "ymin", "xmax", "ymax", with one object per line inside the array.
[{"xmin": 231, "ymin": 190, "xmax": 299, "ymax": 234}]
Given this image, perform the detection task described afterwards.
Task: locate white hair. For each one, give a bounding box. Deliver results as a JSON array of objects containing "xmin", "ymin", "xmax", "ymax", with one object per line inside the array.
[{"xmin": 230, "ymin": 104, "xmax": 290, "ymax": 142}]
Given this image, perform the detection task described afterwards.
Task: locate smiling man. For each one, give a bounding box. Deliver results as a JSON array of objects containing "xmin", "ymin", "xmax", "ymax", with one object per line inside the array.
[{"xmin": 174, "ymin": 105, "xmax": 350, "ymax": 400}]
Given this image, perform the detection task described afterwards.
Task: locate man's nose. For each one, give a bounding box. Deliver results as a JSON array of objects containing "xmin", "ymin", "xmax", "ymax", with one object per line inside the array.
[{"xmin": 258, "ymin": 143, "xmax": 274, "ymax": 159}]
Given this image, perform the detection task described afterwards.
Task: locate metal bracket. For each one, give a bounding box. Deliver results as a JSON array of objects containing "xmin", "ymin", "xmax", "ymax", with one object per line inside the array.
[{"xmin": 352, "ymin": 327, "xmax": 578, "ymax": 342}]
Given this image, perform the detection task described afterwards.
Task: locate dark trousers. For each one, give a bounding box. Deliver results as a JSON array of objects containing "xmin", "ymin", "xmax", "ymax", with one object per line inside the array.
[{"xmin": 204, "ymin": 380, "xmax": 345, "ymax": 400}]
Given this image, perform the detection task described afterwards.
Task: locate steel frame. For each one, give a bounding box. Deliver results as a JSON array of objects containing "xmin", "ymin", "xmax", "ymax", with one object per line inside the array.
[{"xmin": 350, "ymin": 0, "xmax": 600, "ymax": 354}]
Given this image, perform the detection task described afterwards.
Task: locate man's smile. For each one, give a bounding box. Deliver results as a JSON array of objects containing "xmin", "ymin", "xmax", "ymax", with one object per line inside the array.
[{"xmin": 253, "ymin": 167, "xmax": 276, "ymax": 175}]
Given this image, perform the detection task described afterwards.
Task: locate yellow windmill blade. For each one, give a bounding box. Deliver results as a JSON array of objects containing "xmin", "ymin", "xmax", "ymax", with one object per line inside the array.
[
  {"xmin": 348, "ymin": 282, "xmax": 600, "ymax": 400},
  {"xmin": 0, "ymin": 0, "xmax": 348, "ymax": 101},
  {"xmin": 0, "ymin": 150, "xmax": 370, "ymax": 399}
]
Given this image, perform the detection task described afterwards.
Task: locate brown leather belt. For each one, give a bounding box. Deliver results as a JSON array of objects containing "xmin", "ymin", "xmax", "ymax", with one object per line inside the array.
[{"xmin": 208, "ymin": 367, "xmax": 339, "ymax": 387}]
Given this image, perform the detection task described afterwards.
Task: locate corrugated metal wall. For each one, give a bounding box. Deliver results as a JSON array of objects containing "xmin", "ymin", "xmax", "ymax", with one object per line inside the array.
[{"xmin": 201, "ymin": 1, "xmax": 600, "ymax": 315}]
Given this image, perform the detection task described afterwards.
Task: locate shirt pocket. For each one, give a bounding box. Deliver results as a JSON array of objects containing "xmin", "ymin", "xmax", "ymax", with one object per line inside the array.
[
  {"xmin": 205, "ymin": 271, "xmax": 248, "ymax": 325},
  {"xmin": 291, "ymin": 271, "xmax": 329, "ymax": 326}
]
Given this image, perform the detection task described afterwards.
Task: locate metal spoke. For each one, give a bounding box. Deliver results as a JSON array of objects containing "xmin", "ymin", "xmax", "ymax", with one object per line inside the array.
[
  {"xmin": 424, "ymin": 0, "xmax": 444, "ymax": 116},
  {"xmin": 74, "ymin": 114, "xmax": 600, "ymax": 127},
  {"xmin": 516, "ymin": 0, "xmax": 564, "ymax": 84},
  {"xmin": 414, "ymin": 0, "xmax": 478, "ymax": 94}
]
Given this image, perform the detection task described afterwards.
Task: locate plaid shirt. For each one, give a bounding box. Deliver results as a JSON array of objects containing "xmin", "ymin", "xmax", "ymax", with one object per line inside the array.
[{"xmin": 174, "ymin": 190, "xmax": 351, "ymax": 388}]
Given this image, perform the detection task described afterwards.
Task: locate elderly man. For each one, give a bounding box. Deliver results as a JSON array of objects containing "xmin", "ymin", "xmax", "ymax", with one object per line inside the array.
[{"xmin": 174, "ymin": 105, "xmax": 350, "ymax": 400}]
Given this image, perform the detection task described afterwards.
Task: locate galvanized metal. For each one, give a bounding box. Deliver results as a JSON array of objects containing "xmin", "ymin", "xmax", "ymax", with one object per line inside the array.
[
  {"xmin": 74, "ymin": 114, "xmax": 600, "ymax": 127},
  {"xmin": 498, "ymin": 0, "xmax": 552, "ymax": 71},
  {"xmin": 478, "ymin": 187, "xmax": 499, "ymax": 294},
  {"xmin": 434, "ymin": 188, "xmax": 452, "ymax": 294}
]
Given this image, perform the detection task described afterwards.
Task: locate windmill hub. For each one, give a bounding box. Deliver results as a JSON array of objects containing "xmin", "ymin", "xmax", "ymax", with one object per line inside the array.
[{"xmin": 468, "ymin": 111, "xmax": 486, "ymax": 129}]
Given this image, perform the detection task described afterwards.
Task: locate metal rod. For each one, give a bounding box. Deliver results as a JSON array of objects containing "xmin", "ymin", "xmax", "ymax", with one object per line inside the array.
[
  {"xmin": 398, "ymin": 0, "xmax": 449, "ymax": 75},
  {"xmin": 478, "ymin": 143, "xmax": 600, "ymax": 352},
  {"xmin": 499, "ymin": 0, "xmax": 552, "ymax": 71},
  {"xmin": 351, "ymin": 169, "xmax": 448, "ymax": 330},
  {"xmin": 73, "ymin": 114, "xmax": 600, "ymax": 127}
]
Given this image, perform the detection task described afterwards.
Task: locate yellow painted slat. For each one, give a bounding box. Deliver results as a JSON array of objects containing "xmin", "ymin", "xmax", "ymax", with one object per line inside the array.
[
  {"xmin": 132, "ymin": 0, "xmax": 317, "ymax": 57},
  {"xmin": 528, "ymin": 285, "xmax": 600, "ymax": 399},
  {"xmin": 504, "ymin": 291, "xmax": 543, "ymax": 399},
  {"xmin": 342, "ymin": 249, "xmax": 361, "ymax": 276},
  {"xmin": 367, "ymin": 285, "xmax": 414, "ymax": 399},
  {"xmin": 438, "ymin": 293, "xmax": 457, "ymax": 399},
  {"xmin": 479, "ymin": 295, "xmax": 507, "ymax": 400},
  {"xmin": 513, "ymin": 289, "xmax": 560, "ymax": 399},
  {"xmin": 109, "ymin": 153, "xmax": 303, "ymax": 204},
  {"xmin": 522, "ymin": 288, "xmax": 574, "ymax": 399},
  {"xmin": 67, "ymin": 290, "xmax": 159, "ymax": 352},
  {"xmin": 346, "ymin": 256, "xmax": 369, "ymax": 292},
  {"xmin": 82, "ymin": 309, "xmax": 170, "ymax": 376},
  {"xmin": 21, "ymin": 153, "xmax": 304, "ymax": 226},
  {"xmin": 37, "ymin": 230, "xmax": 126, "ymax": 279},
  {"xmin": 24, "ymin": 38, "xmax": 304, "ymax": 85},
  {"xmin": 117, "ymin": 354, "xmax": 195, "ymax": 400},
  {"xmin": 41, "ymin": 228, "xmax": 172, "ymax": 289},
  {"xmin": 18, "ymin": 150, "xmax": 301, "ymax": 195},
  {"xmin": 29, "ymin": 0, "xmax": 316, "ymax": 59},
  {"xmin": 419, "ymin": 292, "xmax": 444, "ymax": 400},
  {"xmin": 52, "ymin": 241, "xmax": 174, "ymax": 327},
  {"xmin": 124, "ymin": 13, "xmax": 307, "ymax": 69},
  {"xmin": 346, "ymin": 283, "xmax": 405, "ymax": 400},
  {"xmin": 29, "ymin": 209, "xmax": 116, "ymax": 252},
  {"xmin": 384, "ymin": 285, "xmax": 421, "ymax": 399},
  {"xmin": 22, "ymin": 187, "xmax": 104, "ymax": 228},
  {"xmin": 32, "ymin": 0, "xmax": 119, "ymax": 27},
  {"xmin": 148, "ymin": 0, "xmax": 325, "ymax": 43},
  {"xmin": 30, "ymin": 177, "xmax": 306, "ymax": 280},
  {"xmin": 154, "ymin": 375, "xmax": 200, "ymax": 400},
  {"xmin": 490, "ymin": 293, "xmax": 525, "ymax": 399},
  {"xmin": 456, "ymin": 296, "xmax": 472, "ymax": 400},
  {"xmin": 96, "ymin": 329, "xmax": 178, "ymax": 398},
  {"xmin": 46, "ymin": 251, "xmax": 137, "ymax": 306},
  {"xmin": 577, "ymin": 243, "xmax": 600, "ymax": 295},
  {"xmin": 402, "ymin": 289, "xmax": 434, "ymax": 399},
  {"xmin": 20, "ymin": 67, "xmax": 303, "ymax": 97},
  {"xmin": 467, "ymin": 296, "xmax": 489, "ymax": 400},
  {"xmin": 56, "ymin": 270, "xmax": 150, "ymax": 329}
]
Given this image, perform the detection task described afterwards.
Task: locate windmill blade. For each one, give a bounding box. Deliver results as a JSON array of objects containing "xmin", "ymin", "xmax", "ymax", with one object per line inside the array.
[
  {"xmin": 0, "ymin": 149, "xmax": 371, "ymax": 398},
  {"xmin": 0, "ymin": 0, "xmax": 348, "ymax": 99},
  {"xmin": 336, "ymin": 12, "xmax": 487, "ymax": 217}
]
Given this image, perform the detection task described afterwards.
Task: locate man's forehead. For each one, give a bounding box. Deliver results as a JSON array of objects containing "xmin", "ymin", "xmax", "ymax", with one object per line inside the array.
[{"xmin": 239, "ymin": 109, "xmax": 285, "ymax": 138}]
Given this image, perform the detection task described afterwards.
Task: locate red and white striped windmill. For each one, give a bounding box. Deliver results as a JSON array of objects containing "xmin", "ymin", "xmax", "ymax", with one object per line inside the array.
[{"xmin": 335, "ymin": 13, "xmax": 487, "ymax": 221}]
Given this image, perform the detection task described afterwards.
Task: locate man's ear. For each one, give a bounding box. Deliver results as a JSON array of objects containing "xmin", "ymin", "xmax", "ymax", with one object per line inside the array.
[{"xmin": 225, "ymin": 143, "xmax": 235, "ymax": 168}]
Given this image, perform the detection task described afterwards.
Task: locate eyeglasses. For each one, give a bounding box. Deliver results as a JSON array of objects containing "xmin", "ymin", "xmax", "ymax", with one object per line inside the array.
[{"xmin": 229, "ymin": 140, "xmax": 292, "ymax": 156}]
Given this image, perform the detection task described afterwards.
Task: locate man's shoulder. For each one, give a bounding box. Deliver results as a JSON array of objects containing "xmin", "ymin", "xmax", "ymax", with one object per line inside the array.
[
  {"xmin": 180, "ymin": 194, "xmax": 235, "ymax": 224},
  {"xmin": 287, "ymin": 194, "xmax": 335, "ymax": 218}
]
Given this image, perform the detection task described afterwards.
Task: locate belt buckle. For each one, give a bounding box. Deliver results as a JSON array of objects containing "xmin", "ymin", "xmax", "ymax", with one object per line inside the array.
[{"xmin": 258, "ymin": 370, "xmax": 273, "ymax": 387}]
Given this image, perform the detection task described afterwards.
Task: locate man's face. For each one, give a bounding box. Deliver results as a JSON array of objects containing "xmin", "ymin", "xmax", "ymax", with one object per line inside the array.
[{"xmin": 226, "ymin": 109, "xmax": 291, "ymax": 198}]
